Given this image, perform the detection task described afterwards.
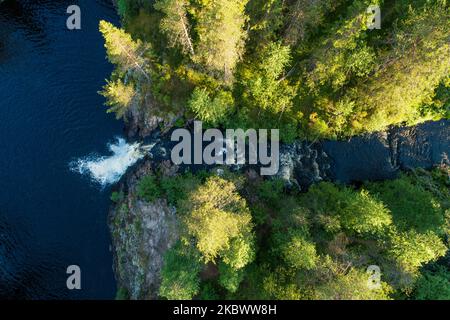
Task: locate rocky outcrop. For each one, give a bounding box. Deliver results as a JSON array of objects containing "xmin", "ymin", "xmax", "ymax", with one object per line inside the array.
[
  {"xmin": 277, "ymin": 141, "xmax": 331, "ymax": 189},
  {"xmin": 123, "ymin": 86, "xmax": 182, "ymax": 138},
  {"xmin": 109, "ymin": 160, "xmax": 179, "ymax": 299}
]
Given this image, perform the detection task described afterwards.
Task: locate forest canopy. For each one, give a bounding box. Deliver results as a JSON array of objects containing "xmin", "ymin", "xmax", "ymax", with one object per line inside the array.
[
  {"xmin": 100, "ymin": 0, "xmax": 449, "ymax": 142},
  {"xmin": 113, "ymin": 166, "xmax": 450, "ymax": 300}
]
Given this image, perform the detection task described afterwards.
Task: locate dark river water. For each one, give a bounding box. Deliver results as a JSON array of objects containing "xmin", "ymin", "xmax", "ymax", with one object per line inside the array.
[{"xmin": 0, "ymin": 0, "xmax": 122, "ymax": 299}]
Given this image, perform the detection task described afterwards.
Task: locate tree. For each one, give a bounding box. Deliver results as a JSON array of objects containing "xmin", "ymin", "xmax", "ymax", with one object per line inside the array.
[
  {"xmin": 188, "ymin": 87, "xmax": 234, "ymax": 126},
  {"xmin": 344, "ymin": 2, "xmax": 450, "ymax": 133},
  {"xmin": 241, "ymin": 42, "xmax": 294, "ymax": 112},
  {"xmin": 281, "ymin": 232, "xmax": 318, "ymax": 270},
  {"xmin": 301, "ymin": 182, "xmax": 392, "ymax": 237},
  {"xmin": 262, "ymin": 267, "xmax": 302, "ymax": 300},
  {"xmin": 420, "ymin": 76, "xmax": 450, "ymax": 119},
  {"xmin": 194, "ymin": 0, "xmax": 249, "ymax": 81},
  {"xmin": 314, "ymin": 268, "xmax": 392, "ymax": 300},
  {"xmin": 339, "ymin": 189, "xmax": 392, "ymax": 236},
  {"xmin": 99, "ymin": 20, "xmax": 150, "ymax": 80},
  {"xmin": 366, "ymin": 176, "xmax": 446, "ymax": 234},
  {"xmin": 100, "ymin": 79, "xmax": 136, "ymax": 119},
  {"xmin": 181, "ymin": 176, "xmax": 255, "ymax": 269},
  {"xmin": 284, "ymin": 0, "xmax": 345, "ymax": 45},
  {"xmin": 414, "ymin": 267, "xmax": 450, "ymax": 300},
  {"xmin": 159, "ymin": 243, "xmax": 202, "ymax": 300},
  {"xmin": 387, "ymin": 230, "xmax": 447, "ymax": 273},
  {"xmin": 304, "ymin": 0, "xmax": 378, "ymax": 91},
  {"xmin": 154, "ymin": 0, "xmax": 195, "ymax": 56},
  {"xmin": 236, "ymin": 42, "xmax": 298, "ymax": 141},
  {"xmin": 218, "ymin": 261, "xmax": 245, "ymax": 293},
  {"xmin": 245, "ymin": 0, "xmax": 284, "ymax": 44}
]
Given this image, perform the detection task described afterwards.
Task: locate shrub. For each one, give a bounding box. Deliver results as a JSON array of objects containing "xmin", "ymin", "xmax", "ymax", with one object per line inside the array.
[{"xmin": 136, "ymin": 175, "xmax": 161, "ymax": 202}]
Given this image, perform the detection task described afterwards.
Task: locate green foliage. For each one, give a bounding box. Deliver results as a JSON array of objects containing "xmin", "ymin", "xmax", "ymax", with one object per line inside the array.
[
  {"xmin": 343, "ymin": 1, "xmax": 450, "ymax": 134},
  {"xmin": 414, "ymin": 267, "xmax": 450, "ymax": 300},
  {"xmin": 100, "ymin": 79, "xmax": 136, "ymax": 119},
  {"xmin": 245, "ymin": 0, "xmax": 284, "ymax": 44},
  {"xmin": 257, "ymin": 178, "xmax": 285, "ymax": 205},
  {"xmin": 198, "ymin": 281, "xmax": 220, "ymax": 300},
  {"xmin": 136, "ymin": 175, "xmax": 161, "ymax": 202},
  {"xmin": 314, "ymin": 268, "xmax": 392, "ymax": 300},
  {"xmin": 193, "ymin": 0, "xmax": 249, "ymax": 81},
  {"xmin": 188, "ymin": 88, "xmax": 234, "ymax": 126},
  {"xmin": 301, "ymin": 182, "xmax": 392, "ymax": 236},
  {"xmin": 236, "ymin": 42, "xmax": 299, "ymax": 142},
  {"xmin": 160, "ymin": 172, "xmax": 201, "ymax": 206},
  {"xmin": 99, "ymin": 20, "xmax": 150, "ymax": 79},
  {"xmin": 218, "ymin": 262, "xmax": 244, "ymax": 293},
  {"xmin": 387, "ymin": 230, "xmax": 447, "ymax": 273},
  {"xmin": 420, "ymin": 76, "xmax": 450, "ymax": 119},
  {"xmin": 154, "ymin": 0, "xmax": 195, "ymax": 55},
  {"xmin": 153, "ymin": 167, "xmax": 450, "ymax": 300},
  {"xmin": 284, "ymin": 0, "xmax": 346, "ymax": 45},
  {"xmin": 367, "ymin": 175, "xmax": 446, "ymax": 234},
  {"xmin": 281, "ymin": 232, "xmax": 318, "ymax": 270},
  {"xmin": 110, "ymin": 191, "xmax": 125, "ymax": 203},
  {"xmin": 262, "ymin": 269, "xmax": 302, "ymax": 299},
  {"xmin": 181, "ymin": 176, "xmax": 255, "ymax": 267},
  {"xmin": 115, "ymin": 287, "xmax": 129, "ymax": 300},
  {"xmin": 339, "ymin": 189, "xmax": 392, "ymax": 236},
  {"xmin": 105, "ymin": 0, "xmax": 450, "ymax": 142},
  {"xmin": 159, "ymin": 242, "xmax": 202, "ymax": 300},
  {"xmin": 304, "ymin": 0, "xmax": 378, "ymax": 91}
]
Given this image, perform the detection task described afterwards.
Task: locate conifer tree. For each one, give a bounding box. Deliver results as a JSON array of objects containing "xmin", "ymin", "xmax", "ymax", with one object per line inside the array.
[
  {"xmin": 154, "ymin": 0, "xmax": 195, "ymax": 56},
  {"xmin": 347, "ymin": 2, "xmax": 450, "ymax": 133},
  {"xmin": 99, "ymin": 20, "xmax": 150, "ymax": 80},
  {"xmin": 194, "ymin": 0, "xmax": 249, "ymax": 81},
  {"xmin": 100, "ymin": 79, "xmax": 136, "ymax": 119}
]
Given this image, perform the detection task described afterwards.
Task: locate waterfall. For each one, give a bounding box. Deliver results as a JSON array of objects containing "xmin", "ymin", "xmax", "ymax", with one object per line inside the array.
[{"xmin": 70, "ymin": 137, "xmax": 148, "ymax": 186}]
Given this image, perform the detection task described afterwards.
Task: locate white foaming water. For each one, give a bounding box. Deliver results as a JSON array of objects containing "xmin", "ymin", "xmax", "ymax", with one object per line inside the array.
[{"xmin": 71, "ymin": 137, "xmax": 145, "ymax": 186}]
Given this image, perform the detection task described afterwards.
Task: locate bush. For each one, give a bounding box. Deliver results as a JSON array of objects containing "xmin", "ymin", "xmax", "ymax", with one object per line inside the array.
[
  {"xmin": 136, "ymin": 175, "xmax": 161, "ymax": 202},
  {"xmin": 115, "ymin": 287, "xmax": 129, "ymax": 300},
  {"xmin": 110, "ymin": 191, "xmax": 124, "ymax": 203}
]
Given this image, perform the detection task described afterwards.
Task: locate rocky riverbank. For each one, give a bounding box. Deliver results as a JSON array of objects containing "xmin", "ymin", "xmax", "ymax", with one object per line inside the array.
[{"xmin": 109, "ymin": 160, "xmax": 180, "ymax": 299}]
